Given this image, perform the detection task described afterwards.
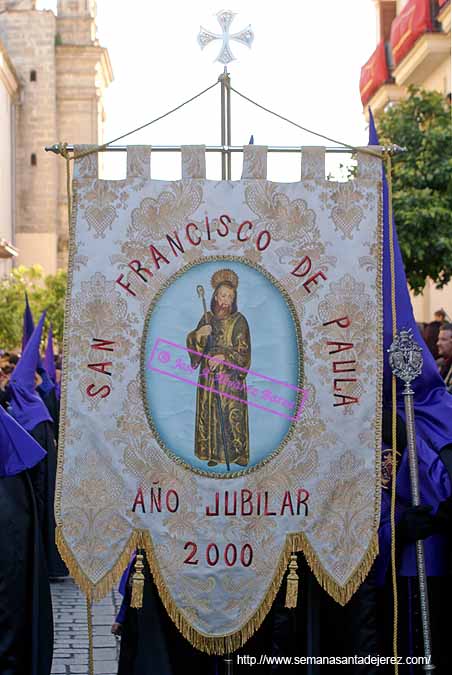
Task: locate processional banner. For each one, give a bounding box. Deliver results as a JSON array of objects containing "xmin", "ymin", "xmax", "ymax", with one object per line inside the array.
[{"xmin": 57, "ymin": 144, "xmax": 383, "ymax": 652}]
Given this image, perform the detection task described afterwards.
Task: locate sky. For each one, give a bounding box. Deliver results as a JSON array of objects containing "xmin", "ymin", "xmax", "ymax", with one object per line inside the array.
[{"xmin": 37, "ymin": 1, "xmax": 377, "ymax": 180}]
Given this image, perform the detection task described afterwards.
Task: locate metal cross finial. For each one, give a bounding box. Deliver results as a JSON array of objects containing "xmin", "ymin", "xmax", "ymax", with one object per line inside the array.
[{"xmin": 198, "ymin": 10, "xmax": 254, "ymax": 65}]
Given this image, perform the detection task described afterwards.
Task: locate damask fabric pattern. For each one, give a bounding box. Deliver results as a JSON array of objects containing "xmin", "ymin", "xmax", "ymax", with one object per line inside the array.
[{"xmin": 57, "ymin": 145, "xmax": 383, "ymax": 652}]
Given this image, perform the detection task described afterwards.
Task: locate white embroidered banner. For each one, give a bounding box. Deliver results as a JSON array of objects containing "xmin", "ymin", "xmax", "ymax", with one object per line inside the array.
[{"xmin": 57, "ymin": 144, "xmax": 382, "ymax": 652}]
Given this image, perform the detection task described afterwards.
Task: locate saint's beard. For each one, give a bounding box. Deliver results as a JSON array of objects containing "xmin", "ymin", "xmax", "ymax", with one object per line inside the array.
[{"xmin": 213, "ymin": 300, "xmax": 233, "ymax": 319}]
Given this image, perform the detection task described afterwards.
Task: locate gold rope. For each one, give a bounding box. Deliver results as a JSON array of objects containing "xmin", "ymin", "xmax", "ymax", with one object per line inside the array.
[
  {"xmin": 86, "ymin": 595, "xmax": 94, "ymax": 675},
  {"xmin": 229, "ymin": 84, "xmax": 384, "ymax": 160},
  {"xmin": 58, "ymin": 143, "xmax": 72, "ymax": 229},
  {"xmin": 62, "ymin": 79, "xmax": 220, "ymax": 164},
  {"xmin": 386, "ymin": 153, "xmax": 399, "ymax": 675},
  {"xmin": 56, "ymin": 80, "xmax": 220, "ymax": 228}
]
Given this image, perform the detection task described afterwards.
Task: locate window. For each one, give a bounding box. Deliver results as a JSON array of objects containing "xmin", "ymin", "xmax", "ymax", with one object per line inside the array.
[
  {"xmin": 30, "ymin": 70, "xmax": 37, "ymax": 82},
  {"xmin": 31, "ymin": 153, "xmax": 37, "ymax": 166}
]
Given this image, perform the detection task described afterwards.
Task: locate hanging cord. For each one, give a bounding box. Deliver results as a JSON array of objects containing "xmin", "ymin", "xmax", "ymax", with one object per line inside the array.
[
  {"xmin": 57, "ymin": 77, "xmax": 392, "ymax": 230},
  {"xmin": 57, "ymin": 79, "xmax": 220, "ymax": 226},
  {"xmin": 59, "ymin": 143, "xmax": 72, "ymax": 229},
  {"xmin": 229, "ymin": 85, "xmax": 384, "ymax": 159},
  {"xmin": 86, "ymin": 595, "xmax": 94, "ymax": 675},
  {"xmin": 67, "ymin": 79, "xmax": 220, "ymax": 161},
  {"xmin": 386, "ymin": 153, "xmax": 399, "ymax": 675}
]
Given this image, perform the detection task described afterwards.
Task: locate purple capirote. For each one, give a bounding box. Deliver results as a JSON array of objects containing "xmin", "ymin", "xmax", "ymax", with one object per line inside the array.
[
  {"xmin": 0, "ymin": 403, "xmax": 46, "ymax": 477},
  {"xmin": 9, "ymin": 311, "xmax": 52, "ymax": 432}
]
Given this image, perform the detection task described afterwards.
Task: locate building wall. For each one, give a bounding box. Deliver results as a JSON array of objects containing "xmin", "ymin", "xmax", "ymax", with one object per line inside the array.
[
  {"xmin": 0, "ymin": 36, "xmax": 19, "ymax": 278},
  {"xmin": 0, "ymin": 1, "xmax": 112, "ymax": 275},
  {"xmin": 0, "ymin": 81, "xmax": 13, "ymax": 279},
  {"xmin": 422, "ymin": 56, "xmax": 451, "ymax": 92},
  {"xmin": 0, "ymin": 9, "xmax": 59, "ymax": 274},
  {"xmin": 55, "ymin": 1, "xmax": 112, "ymax": 268},
  {"xmin": 55, "ymin": 43, "xmax": 112, "ymax": 267}
]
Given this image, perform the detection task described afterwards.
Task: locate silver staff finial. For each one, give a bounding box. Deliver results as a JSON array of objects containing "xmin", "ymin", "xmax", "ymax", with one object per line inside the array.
[
  {"xmin": 198, "ymin": 10, "xmax": 254, "ymax": 65},
  {"xmin": 388, "ymin": 328, "xmax": 423, "ymax": 386},
  {"xmin": 388, "ymin": 328, "xmax": 435, "ymax": 671}
]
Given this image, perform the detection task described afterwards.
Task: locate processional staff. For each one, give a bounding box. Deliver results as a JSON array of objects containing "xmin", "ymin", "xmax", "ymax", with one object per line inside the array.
[{"xmin": 388, "ymin": 329, "xmax": 435, "ymax": 672}]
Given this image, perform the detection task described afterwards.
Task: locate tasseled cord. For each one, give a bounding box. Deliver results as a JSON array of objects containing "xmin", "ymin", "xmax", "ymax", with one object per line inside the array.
[
  {"xmin": 130, "ymin": 550, "xmax": 146, "ymax": 609},
  {"xmin": 285, "ymin": 552, "xmax": 299, "ymax": 608}
]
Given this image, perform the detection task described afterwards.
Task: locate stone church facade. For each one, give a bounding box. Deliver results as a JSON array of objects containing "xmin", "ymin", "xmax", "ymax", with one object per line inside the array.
[{"xmin": 0, "ymin": 0, "xmax": 112, "ymax": 273}]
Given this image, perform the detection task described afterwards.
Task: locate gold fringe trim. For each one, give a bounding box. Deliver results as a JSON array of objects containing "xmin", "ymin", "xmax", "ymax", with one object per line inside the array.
[
  {"xmin": 56, "ymin": 525, "xmax": 378, "ymax": 654},
  {"xmin": 294, "ymin": 531, "xmax": 379, "ymax": 607},
  {"xmin": 55, "ymin": 527, "xmax": 141, "ymax": 603},
  {"xmin": 54, "ymin": 182, "xmax": 79, "ymax": 528}
]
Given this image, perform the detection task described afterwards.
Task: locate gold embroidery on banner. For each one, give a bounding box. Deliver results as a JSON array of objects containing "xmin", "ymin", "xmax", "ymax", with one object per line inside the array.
[
  {"xmin": 55, "ymin": 182, "xmax": 78, "ymax": 529},
  {"xmin": 243, "ymin": 183, "xmax": 337, "ymax": 304},
  {"xmin": 312, "ymin": 450, "xmax": 375, "ymax": 579},
  {"xmin": 61, "ymin": 450, "xmax": 130, "ymax": 577},
  {"xmin": 241, "ymin": 146, "xmax": 267, "ymax": 179},
  {"xmin": 181, "ymin": 146, "xmax": 206, "ymax": 179},
  {"xmin": 245, "ymin": 182, "xmax": 317, "ymax": 242},
  {"xmin": 131, "ymin": 181, "xmax": 203, "ymax": 239},
  {"xmin": 330, "ymin": 183, "xmax": 364, "ymax": 239},
  {"xmin": 55, "ymin": 171, "xmax": 384, "ymax": 654},
  {"xmin": 110, "ymin": 181, "xmax": 205, "ymax": 301},
  {"xmin": 80, "ymin": 180, "xmax": 131, "ymax": 240},
  {"xmin": 359, "ymin": 241, "xmax": 379, "ymax": 274},
  {"xmin": 304, "ymin": 273, "xmax": 377, "ymax": 400},
  {"xmin": 127, "ymin": 146, "xmax": 151, "ymax": 178},
  {"xmin": 68, "ymin": 271, "xmax": 139, "ymax": 406},
  {"xmin": 319, "ymin": 179, "xmax": 377, "ymax": 242}
]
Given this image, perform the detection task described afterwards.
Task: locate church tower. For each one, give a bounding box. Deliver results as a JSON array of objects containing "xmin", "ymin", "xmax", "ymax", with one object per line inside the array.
[
  {"xmin": 0, "ymin": 1, "xmax": 59, "ymax": 273},
  {"xmin": 0, "ymin": 0, "xmax": 112, "ymax": 273},
  {"xmin": 55, "ymin": 0, "xmax": 113, "ymax": 267}
]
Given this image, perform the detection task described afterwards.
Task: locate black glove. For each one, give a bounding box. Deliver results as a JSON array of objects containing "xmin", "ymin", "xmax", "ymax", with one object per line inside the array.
[{"xmin": 397, "ymin": 505, "xmax": 436, "ymax": 543}]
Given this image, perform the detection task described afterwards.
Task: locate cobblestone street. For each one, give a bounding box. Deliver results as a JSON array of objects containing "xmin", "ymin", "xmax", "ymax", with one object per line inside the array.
[{"xmin": 50, "ymin": 578, "xmax": 121, "ymax": 675}]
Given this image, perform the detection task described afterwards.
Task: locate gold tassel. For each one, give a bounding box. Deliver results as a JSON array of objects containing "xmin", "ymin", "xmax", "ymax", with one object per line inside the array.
[
  {"xmin": 130, "ymin": 552, "xmax": 145, "ymax": 609},
  {"xmin": 285, "ymin": 553, "xmax": 299, "ymax": 608}
]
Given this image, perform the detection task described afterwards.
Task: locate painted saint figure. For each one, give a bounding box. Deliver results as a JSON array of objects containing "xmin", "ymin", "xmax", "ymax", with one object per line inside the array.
[{"xmin": 186, "ymin": 269, "xmax": 251, "ymax": 468}]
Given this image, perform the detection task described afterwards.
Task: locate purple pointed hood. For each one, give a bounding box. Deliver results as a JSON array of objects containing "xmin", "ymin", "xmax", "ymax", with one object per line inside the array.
[
  {"xmin": 9, "ymin": 312, "xmax": 52, "ymax": 432},
  {"xmin": 45, "ymin": 323, "xmax": 57, "ymax": 384},
  {"xmin": 22, "ymin": 292, "xmax": 35, "ymax": 352},
  {"xmin": 0, "ymin": 405, "xmax": 46, "ymax": 477},
  {"xmin": 369, "ymin": 108, "xmax": 452, "ymax": 453}
]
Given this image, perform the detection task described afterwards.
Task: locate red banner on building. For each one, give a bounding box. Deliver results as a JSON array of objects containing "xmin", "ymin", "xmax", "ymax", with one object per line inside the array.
[
  {"xmin": 360, "ymin": 41, "xmax": 389, "ymax": 106},
  {"xmin": 390, "ymin": 0, "xmax": 432, "ymax": 66}
]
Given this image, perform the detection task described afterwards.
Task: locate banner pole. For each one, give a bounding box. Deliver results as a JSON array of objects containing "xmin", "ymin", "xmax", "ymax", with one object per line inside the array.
[
  {"xmin": 225, "ymin": 68, "xmax": 232, "ymax": 179},
  {"xmin": 220, "ymin": 69, "xmax": 227, "ymax": 180},
  {"xmin": 224, "ymin": 652, "xmax": 234, "ymax": 675}
]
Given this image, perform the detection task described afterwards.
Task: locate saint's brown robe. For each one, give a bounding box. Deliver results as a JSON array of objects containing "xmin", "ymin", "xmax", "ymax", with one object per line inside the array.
[{"xmin": 187, "ymin": 311, "xmax": 251, "ymax": 467}]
